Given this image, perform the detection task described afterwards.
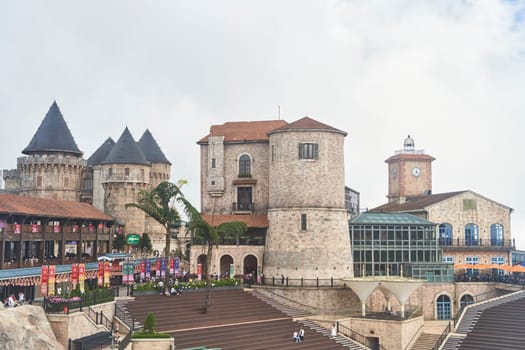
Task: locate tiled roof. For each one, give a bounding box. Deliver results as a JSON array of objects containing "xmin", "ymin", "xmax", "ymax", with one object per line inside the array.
[
  {"xmin": 370, "ymin": 191, "xmax": 468, "ymax": 212},
  {"xmin": 197, "ymin": 120, "xmax": 288, "ymax": 144},
  {"xmin": 138, "ymin": 129, "xmax": 171, "ymax": 165},
  {"xmin": 0, "ymin": 194, "xmax": 114, "ymax": 221},
  {"xmin": 268, "ymin": 116, "xmax": 347, "ymax": 136},
  {"xmin": 101, "ymin": 127, "xmax": 150, "ymax": 166},
  {"xmin": 87, "ymin": 137, "xmax": 115, "ymax": 166},
  {"xmin": 201, "ymin": 214, "xmax": 268, "ymax": 228},
  {"xmin": 22, "ymin": 101, "xmax": 83, "ymax": 156},
  {"xmin": 349, "ymin": 212, "xmax": 435, "ymax": 225}
]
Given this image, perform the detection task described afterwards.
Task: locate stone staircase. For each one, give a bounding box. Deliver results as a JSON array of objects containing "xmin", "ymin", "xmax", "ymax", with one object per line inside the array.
[
  {"xmin": 410, "ymin": 333, "xmax": 440, "ymax": 350},
  {"xmin": 249, "ymin": 289, "xmax": 367, "ymax": 349},
  {"xmin": 115, "ymin": 299, "xmax": 142, "ymax": 331}
]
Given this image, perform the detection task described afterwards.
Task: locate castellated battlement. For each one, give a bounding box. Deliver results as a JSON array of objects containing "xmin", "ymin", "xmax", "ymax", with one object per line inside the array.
[{"xmin": 17, "ymin": 154, "xmax": 87, "ymax": 168}]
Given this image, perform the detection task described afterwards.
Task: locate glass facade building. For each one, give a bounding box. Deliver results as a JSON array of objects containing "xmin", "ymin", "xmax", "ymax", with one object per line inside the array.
[{"xmin": 349, "ymin": 212, "xmax": 453, "ymax": 282}]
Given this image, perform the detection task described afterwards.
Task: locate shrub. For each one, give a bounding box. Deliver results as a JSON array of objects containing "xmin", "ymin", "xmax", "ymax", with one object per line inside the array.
[
  {"xmin": 132, "ymin": 332, "xmax": 171, "ymax": 339},
  {"xmin": 143, "ymin": 313, "xmax": 156, "ymax": 334}
]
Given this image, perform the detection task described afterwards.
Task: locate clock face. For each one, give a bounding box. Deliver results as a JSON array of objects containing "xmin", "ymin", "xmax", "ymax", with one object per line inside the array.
[{"xmin": 412, "ymin": 167, "xmax": 421, "ymax": 177}]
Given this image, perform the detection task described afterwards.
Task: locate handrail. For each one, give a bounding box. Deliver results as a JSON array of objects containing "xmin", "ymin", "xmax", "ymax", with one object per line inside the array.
[
  {"xmin": 431, "ymin": 321, "xmax": 451, "ymax": 350},
  {"xmin": 337, "ymin": 322, "xmax": 387, "ymax": 350}
]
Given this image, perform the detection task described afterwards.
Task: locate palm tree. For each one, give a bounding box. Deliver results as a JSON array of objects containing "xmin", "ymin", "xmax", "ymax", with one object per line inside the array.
[
  {"xmin": 125, "ymin": 180, "xmax": 187, "ymax": 288},
  {"xmin": 181, "ymin": 200, "xmax": 247, "ymax": 313},
  {"xmin": 126, "ymin": 180, "xmax": 247, "ymax": 313}
]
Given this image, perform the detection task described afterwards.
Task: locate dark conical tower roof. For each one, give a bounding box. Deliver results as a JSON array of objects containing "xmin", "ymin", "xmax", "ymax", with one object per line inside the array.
[
  {"xmin": 87, "ymin": 137, "xmax": 115, "ymax": 166},
  {"xmin": 138, "ymin": 129, "xmax": 171, "ymax": 165},
  {"xmin": 22, "ymin": 101, "xmax": 83, "ymax": 156},
  {"xmin": 100, "ymin": 127, "xmax": 150, "ymax": 166}
]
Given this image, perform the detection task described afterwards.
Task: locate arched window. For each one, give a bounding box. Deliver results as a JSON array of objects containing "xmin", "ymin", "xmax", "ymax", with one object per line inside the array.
[
  {"xmin": 436, "ymin": 294, "xmax": 452, "ymax": 320},
  {"xmin": 239, "ymin": 154, "xmax": 251, "ymax": 177},
  {"xmin": 464, "ymin": 223, "xmax": 479, "ymax": 246},
  {"xmin": 460, "ymin": 294, "xmax": 474, "ymax": 310},
  {"xmin": 439, "ymin": 223, "xmax": 453, "ymax": 246},
  {"xmin": 490, "ymin": 224, "xmax": 504, "ymax": 246}
]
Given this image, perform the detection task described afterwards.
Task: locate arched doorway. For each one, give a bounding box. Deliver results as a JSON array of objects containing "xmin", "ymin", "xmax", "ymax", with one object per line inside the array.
[
  {"xmin": 220, "ymin": 255, "xmax": 234, "ymax": 278},
  {"xmin": 243, "ymin": 254, "xmax": 258, "ymax": 275},
  {"xmin": 460, "ymin": 294, "xmax": 474, "ymax": 309},
  {"xmin": 436, "ymin": 294, "xmax": 452, "ymax": 320},
  {"xmin": 197, "ymin": 254, "xmax": 207, "ymax": 278}
]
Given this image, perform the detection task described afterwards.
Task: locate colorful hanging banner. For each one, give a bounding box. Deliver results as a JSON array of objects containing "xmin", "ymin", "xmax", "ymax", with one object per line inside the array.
[
  {"xmin": 175, "ymin": 256, "xmax": 180, "ymax": 275},
  {"xmin": 48, "ymin": 265, "xmax": 56, "ymax": 296},
  {"xmin": 145, "ymin": 259, "xmax": 151, "ymax": 279},
  {"xmin": 78, "ymin": 263, "xmax": 85, "ymax": 294},
  {"xmin": 128, "ymin": 262, "xmax": 134, "ymax": 284},
  {"xmin": 72, "ymin": 264, "xmax": 79, "ymax": 289},
  {"xmin": 122, "ymin": 263, "xmax": 128, "ymax": 284},
  {"xmin": 103, "ymin": 262, "xmax": 110, "ymax": 287},
  {"xmin": 156, "ymin": 259, "xmax": 161, "ymax": 277},
  {"xmin": 169, "ymin": 258, "xmax": 175, "ymax": 275},
  {"xmin": 160, "ymin": 258, "xmax": 166, "ymax": 278},
  {"xmin": 197, "ymin": 263, "xmax": 202, "ymax": 281},
  {"xmin": 97, "ymin": 261, "xmax": 104, "ymax": 287},
  {"xmin": 41, "ymin": 265, "xmax": 49, "ymax": 296},
  {"xmin": 140, "ymin": 260, "xmax": 145, "ymax": 280}
]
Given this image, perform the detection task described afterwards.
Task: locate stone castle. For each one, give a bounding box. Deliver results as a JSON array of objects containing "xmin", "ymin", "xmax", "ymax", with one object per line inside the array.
[{"xmin": 2, "ymin": 101, "xmax": 171, "ymax": 251}]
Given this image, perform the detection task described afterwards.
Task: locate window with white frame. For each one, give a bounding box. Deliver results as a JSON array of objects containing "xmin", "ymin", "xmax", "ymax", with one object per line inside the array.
[
  {"xmin": 491, "ymin": 256, "xmax": 505, "ymax": 276},
  {"xmin": 443, "ymin": 256, "xmax": 454, "ymax": 263},
  {"xmin": 466, "ymin": 256, "xmax": 480, "ymax": 275}
]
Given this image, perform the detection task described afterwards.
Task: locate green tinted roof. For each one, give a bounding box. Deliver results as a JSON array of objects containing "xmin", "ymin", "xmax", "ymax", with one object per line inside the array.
[{"xmin": 349, "ymin": 212, "xmax": 435, "ymax": 225}]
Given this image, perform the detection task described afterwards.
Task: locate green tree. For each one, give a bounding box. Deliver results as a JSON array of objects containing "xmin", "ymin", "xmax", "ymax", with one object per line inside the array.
[
  {"xmin": 113, "ymin": 234, "xmax": 126, "ymax": 252},
  {"xmin": 126, "ymin": 180, "xmax": 186, "ymax": 288},
  {"xmin": 184, "ymin": 205, "xmax": 247, "ymax": 313},
  {"xmin": 139, "ymin": 233, "xmax": 153, "ymax": 253},
  {"xmin": 126, "ymin": 180, "xmax": 246, "ymax": 313}
]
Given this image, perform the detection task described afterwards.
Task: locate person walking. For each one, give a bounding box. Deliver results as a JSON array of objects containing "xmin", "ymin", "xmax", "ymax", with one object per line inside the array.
[{"xmin": 299, "ymin": 327, "xmax": 305, "ymax": 341}]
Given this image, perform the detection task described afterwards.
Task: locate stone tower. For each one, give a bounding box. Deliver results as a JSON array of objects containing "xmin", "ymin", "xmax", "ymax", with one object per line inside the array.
[
  {"xmin": 385, "ymin": 135, "xmax": 435, "ymax": 203},
  {"xmin": 137, "ymin": 129, "xmax": 172, "ymax": 235},
  {"xmin": 99, "ymin": 127, "xmax": 151, "ymax": 234},
  {"xmin": 14, "ymin": 101, "xmax": 86, "ymax": 201},
  {"xmin": 264, "ymin": 117, "xmax": 354, "ymax": 280}
]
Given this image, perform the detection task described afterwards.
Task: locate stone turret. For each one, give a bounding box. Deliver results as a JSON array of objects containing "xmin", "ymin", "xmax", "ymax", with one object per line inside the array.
[
  {"xmin": 264, "ymin": 117, "xmax": 354, "ymax": 280},
  {"xmin": 14, "ymin": 101, "xmax": 86, "ymax": 201},
  {"xmin": 99, "ymin": 127, "xmax": 151, "ymax": 234}
]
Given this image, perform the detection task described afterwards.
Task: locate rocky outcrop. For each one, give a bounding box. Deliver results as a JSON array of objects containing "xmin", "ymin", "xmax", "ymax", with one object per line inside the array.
[{"xmin": 0, "ymin": 304, "xmax": 64, "ymax": 350}]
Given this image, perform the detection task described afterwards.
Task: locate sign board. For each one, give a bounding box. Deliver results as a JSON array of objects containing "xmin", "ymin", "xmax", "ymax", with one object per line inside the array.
[{"xmin": 127, "ymin": 234, "xmax": 140, "ymax": 245}]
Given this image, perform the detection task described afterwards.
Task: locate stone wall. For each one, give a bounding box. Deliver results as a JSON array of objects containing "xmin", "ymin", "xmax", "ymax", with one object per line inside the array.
[
  {"xmin": 17, "ymin": 154, "xmax": 86, "ymax": 201},
  {"xmin": 47, "ymin": 311, "xmax": 105, "ymax": 348},
  {"xmin": 189, "ymin": 244, "xmax": 265, "ymax": 276},
  {"xmin": 201, "ymin": 141, "xmax": 270, "ymax": 216},
  {"xmin": 131, "ymin": 338, "xmax": 175, "ymax": 350},
  {"xmin": 340, "ymin": 315, "xmax": 424, "ymax": 350}
]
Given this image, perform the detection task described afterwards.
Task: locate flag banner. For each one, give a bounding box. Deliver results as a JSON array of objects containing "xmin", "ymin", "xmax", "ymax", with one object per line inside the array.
[
  {"xmin": 140, "ymin": 260, "xmax": 145, "ymax": 280},
  {"xmin": 41, "ymin": 265, "xmax": 49, "ymax": 296},
  {"xmin": 72, "ymin": 263, "xmax": 79, "ymax": 288},
  {"xmin": 97, "ymin": 261, "xmax": 104, "ymax": 287},
  {"xmin": 175, "ymin": 256, "xmax": 180, "ymax": 275},
  {"xmin": 79, "ymin": 263, "xmax": 85, "ymax": 294},
  {"xmin": 197, "ymin": 263, "xmax": 202, "ymax": 280},
  {"xmin": 145, "ymin": 259, "xmax": 151, "ymax": 279},
  {"xmin": 103, "ymin": 262, "xmax": 110, "ymax": 287},
  {"xmin": 169, "ymin": 258, "xmax": 175, "ymax": 275},
  {"xmin": 160, "ymin": 258, "xmax": 166, "ymax": 278},
  {"xmin": 48, "ymin": 265, "xmax": 56, "ymax": 296}
]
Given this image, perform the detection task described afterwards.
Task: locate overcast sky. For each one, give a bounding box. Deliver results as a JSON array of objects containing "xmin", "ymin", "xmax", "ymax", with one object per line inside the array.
[{"xmin": 3, "ymin": 1, "xmax": 525, "ymax": 249}]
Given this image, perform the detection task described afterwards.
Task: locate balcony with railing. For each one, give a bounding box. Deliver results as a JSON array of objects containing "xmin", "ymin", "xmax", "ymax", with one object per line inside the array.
[
  {"xmin": 232, "ymin": 202, "xmax": 254, "ymax": 213},
  {"xmin": 439, "ymin": 237, "xmax": 515, "ymax": 250}
]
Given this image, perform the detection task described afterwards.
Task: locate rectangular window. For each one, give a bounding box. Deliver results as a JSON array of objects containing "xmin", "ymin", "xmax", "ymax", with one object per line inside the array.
[
  {"xmin": 36, "ymin": 176, "xmax": 43, "ymax": 187},
  {"xmin": 108, "ymin": 168, "xmax": 113, "ymax": 177},
  {"xmin": 466, "ymin": 256, "xmax": 480, "ymax": 275},
  {"xmin": 463, "ymin": 199, "xmax": 477, "ymax": 210},
  {"xmin": 211, "ymin": 158, "xmax": 216, "ymax": 169},
  {"xmin": 125, "ymin": 168, "xmax": 130, "ymax": 176},
  {"xmin": 491, "ymin": 256, "xmax": 505, "ymax": 276},
  {"xmin": 271, "ymin": 145, "xmax": 275, "ymax": 161},
  {"xmin": 442, "ymin": 256, "xmax": 454, "ymax": 263},
  {"xmin": 298, "ymin": 143, "xmax": 318, "ymax": 160},
  {"xmin": 63, "ymin": 176, "xmax": 69, "ymax": 188},
  {"xmin": 301, "ymin": 214, "xmax": 307, "ymax": 231}
]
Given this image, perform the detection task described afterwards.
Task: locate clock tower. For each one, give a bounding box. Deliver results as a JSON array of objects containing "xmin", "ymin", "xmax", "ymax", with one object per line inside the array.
[{"xmin": 385, "ymin": 135, "xmax": 435, "ymax": 203}]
